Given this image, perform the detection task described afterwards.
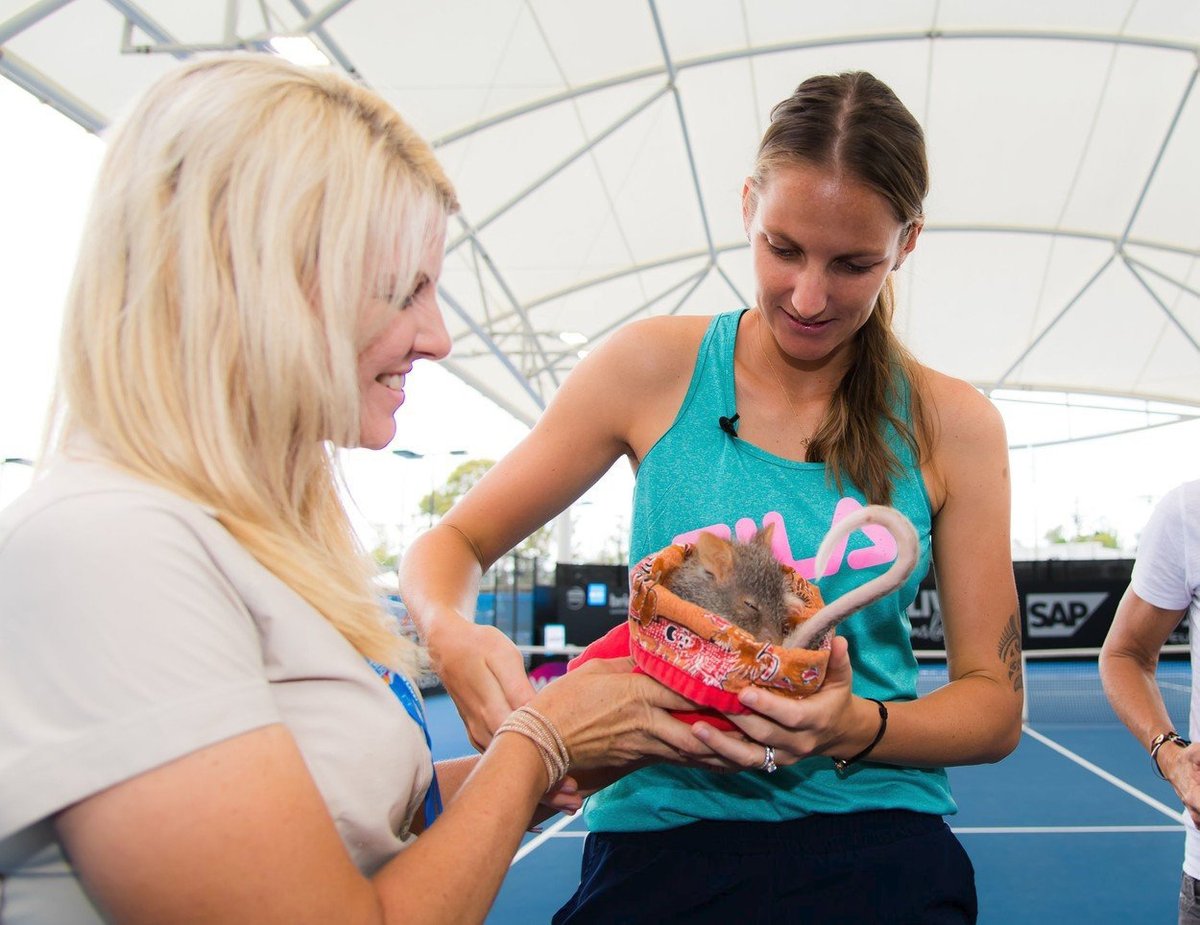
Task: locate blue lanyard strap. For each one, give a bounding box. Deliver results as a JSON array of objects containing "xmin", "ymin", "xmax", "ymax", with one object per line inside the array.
[{"xmin": 368, "ymin": 661, "xmax": 443, "ymax": 826}]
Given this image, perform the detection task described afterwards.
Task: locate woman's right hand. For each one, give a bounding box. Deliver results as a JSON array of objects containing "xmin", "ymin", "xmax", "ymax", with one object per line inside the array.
[{"xmin": 426, "ymin": 618, "xmax": 535, "ymax": 751}]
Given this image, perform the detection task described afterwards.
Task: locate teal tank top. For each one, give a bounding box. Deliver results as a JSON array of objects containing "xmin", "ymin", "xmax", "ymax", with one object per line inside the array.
[{"xmin": 584, "ymin": 309, "xmax": 955, "ymax": 831}]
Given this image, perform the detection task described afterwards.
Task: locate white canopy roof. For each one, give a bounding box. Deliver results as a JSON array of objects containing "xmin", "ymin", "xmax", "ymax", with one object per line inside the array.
[{"xmin": 4, "ymin": 0, "xmax": 1199, "ymax": 431}]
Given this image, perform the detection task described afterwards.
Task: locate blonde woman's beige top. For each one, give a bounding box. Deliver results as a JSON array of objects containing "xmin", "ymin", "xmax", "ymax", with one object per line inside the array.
[{"xmin": 0, "ymin": 457, "xmax": 430, "ymax": 924}]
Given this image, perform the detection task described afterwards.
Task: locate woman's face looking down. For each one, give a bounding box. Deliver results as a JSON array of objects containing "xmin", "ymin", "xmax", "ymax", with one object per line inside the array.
[{"xmin": 743, "ymin": 161, "xmax": 920, "ymax": 367}]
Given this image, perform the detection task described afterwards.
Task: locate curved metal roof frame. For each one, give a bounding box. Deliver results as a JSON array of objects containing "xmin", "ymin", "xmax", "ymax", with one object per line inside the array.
[{"xmin": 4, "ymin": 0, "xmax": 1199, "ymax": 447}]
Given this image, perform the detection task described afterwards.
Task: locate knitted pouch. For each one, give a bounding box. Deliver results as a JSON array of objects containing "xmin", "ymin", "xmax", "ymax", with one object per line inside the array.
[{"xmin": 568, "ymin": 542, "xmax": 833, "ymax": 730}]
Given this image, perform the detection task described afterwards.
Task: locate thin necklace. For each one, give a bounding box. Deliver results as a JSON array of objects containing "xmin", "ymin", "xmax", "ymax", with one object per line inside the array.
[{"xmin": 757, "ymin": 317, "xmax": 814, "ymax": 448}]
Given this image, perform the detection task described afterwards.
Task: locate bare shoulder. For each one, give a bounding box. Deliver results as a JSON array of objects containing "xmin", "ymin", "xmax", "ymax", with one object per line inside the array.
[
  {"xmin": 917, "ymin": 365, "xmax": 1006, "ymax": 448},
  {"xmin": 587, "ymin": 313, "xmax": 712, "ymax": 383},
  {"xmin": 914, "ymin": 366, "xmax": 1008, "ymax": 511},
  {"xmin": 558, "ymin": 313, "xmax": 714, "ymax": 460}
]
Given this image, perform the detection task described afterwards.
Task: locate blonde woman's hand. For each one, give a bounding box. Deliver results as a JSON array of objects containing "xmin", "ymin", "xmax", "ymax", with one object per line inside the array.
[
  {"xmin": 427, "ymin": 619, "xmax": 534, "ymax": 752},
  {"xmin": 529, "ymin": 657, "xmax": 748, "ymax": 780}
]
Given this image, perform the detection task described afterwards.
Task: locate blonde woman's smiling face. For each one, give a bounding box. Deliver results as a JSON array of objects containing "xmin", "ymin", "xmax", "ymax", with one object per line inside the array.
[{"xmin": 357, "ymin": 232, "xmax": 451, "ymax": 450}]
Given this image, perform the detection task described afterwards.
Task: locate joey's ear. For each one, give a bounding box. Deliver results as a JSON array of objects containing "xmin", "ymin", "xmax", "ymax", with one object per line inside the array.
[
  {"xmin": 753, "ymin": 522, "xmax": 776, "ymax": 548},
  {"xmin": 695, "ymin": 531, "xmax": 734, "ymax": 580}
]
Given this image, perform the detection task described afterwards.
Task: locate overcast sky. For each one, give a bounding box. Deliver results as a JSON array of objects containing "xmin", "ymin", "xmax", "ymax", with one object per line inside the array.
[{"xmin": 2, "ymin": 74, "xmax": 1196, "ymax": 563}]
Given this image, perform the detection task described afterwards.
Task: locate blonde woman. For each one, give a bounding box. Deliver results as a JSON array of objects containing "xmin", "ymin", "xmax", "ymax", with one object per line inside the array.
[{"xmin": 0, "ymin": 56, "xmax": 732, "ymax": 924}]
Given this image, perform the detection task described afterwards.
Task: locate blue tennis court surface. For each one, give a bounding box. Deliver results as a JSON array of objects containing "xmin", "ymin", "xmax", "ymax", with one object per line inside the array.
[{"xmin": 424, "ymin": 658, "xmax": 1191, "ymax": 923}]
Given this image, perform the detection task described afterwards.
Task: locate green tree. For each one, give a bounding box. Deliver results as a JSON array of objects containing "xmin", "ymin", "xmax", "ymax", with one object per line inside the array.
[
  {"xmin": 422, "ymin": 458, "xmax": 554, "ymax": 563},
  {"xmin": 1078, "ymin": 529, "xmax": 1119, "ymax": 549},
  {"xmin": 419, "ymin": 458, "xmax": 494, "ymax": 519},
  {"xmin": 1043, "ymin": 524, "xmax": 1118, "ymax": 549},
  {"xmin": 371, "ymin": 541, "xmax": 399, "ymax": 572}
]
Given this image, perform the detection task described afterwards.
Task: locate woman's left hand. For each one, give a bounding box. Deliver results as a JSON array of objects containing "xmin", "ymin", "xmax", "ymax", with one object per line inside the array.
[{"xmin": 689, "ymin": 636, "xmax": 867, "ymax": 770}]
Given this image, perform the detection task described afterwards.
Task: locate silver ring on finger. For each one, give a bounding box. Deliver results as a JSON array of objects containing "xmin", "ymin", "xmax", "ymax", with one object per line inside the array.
[{"xmin": 759, "ymin": 745, "xmax": 778, "ymax": 774}]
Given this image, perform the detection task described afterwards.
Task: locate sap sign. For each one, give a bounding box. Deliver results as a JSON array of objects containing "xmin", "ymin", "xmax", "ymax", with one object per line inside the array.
[
  {"xmin": 907, "ymin": 560, "xmax": 1146, "ymax": 651},
  {"xmin": 1026, "ymin": 592, "xmax": 1109, "ymax": 638}
]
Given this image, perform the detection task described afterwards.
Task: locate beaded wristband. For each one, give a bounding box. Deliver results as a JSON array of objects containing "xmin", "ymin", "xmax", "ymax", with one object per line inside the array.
[
  {"xmin": 833, "ymin": 698, "xmax": 888, "ymax": 774},
  {"xmin": 496, "ymin": 706, "xmax": 571, "ymax": 792}
]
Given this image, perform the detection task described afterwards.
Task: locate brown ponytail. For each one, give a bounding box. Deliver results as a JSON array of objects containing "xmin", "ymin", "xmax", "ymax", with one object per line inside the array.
[{"xmin": 754, "ymin": 71, "xmax": 932, "ymax": 503}]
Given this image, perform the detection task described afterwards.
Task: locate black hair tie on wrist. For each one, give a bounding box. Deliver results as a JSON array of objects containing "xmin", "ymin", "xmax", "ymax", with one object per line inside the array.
[
  {"xmin": 1150, "ymin": 730, "xmax": 1190, "ymax": 779},
  {"xmin": 833, "ymin": 698, "xmax": 888, "ymax": 774}
]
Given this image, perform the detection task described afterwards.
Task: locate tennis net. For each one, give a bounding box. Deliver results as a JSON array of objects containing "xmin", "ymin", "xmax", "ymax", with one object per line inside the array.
[
  {"xmin": 916, "ymin": 647, "xmax": 1192, "ymax": 727},
  {"xmin": 516, "ymin": 643, "xmax": 1192, "ymax": 728}
]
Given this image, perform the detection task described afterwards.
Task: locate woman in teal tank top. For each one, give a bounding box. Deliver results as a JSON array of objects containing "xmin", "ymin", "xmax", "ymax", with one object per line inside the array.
[
  {"xmin": 583, "ymin": 307, "xmax": 954, "ymax": 835},
  {"xmin": 403, "ymin": 72, "xmax": 1022, "ymax": 923}
]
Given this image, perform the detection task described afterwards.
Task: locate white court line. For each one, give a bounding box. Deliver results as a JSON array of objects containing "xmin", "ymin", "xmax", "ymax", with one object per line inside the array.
[
  {"xmin": 511, "ymin": 811, "xmax": 581, "ymax": 866},
  {"xmin": 1022, "ymin": 724, "xmax": 1184, "ymax": 823},
  {"xmin": 954, "ymin": 825, "xmax": 1181, "ymax": 834}
]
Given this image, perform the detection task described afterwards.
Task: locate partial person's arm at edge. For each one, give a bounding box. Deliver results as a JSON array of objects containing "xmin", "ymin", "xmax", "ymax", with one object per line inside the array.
[
  {"xmin": 1100, "ymin": 586, "xmax": 1185, "ymax": 748},
  {"xmin": 1099, "ymin": 587, "xmax": 1199, "ymax": 817}
]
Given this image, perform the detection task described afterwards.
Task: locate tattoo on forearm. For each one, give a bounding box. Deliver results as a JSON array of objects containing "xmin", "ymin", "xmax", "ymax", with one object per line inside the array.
[{"xmin": 998, "ymin": 612, "xmax": 1023, "ymax": 693}]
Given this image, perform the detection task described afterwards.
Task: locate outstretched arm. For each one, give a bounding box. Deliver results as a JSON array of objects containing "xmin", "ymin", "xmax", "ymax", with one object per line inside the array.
[
  {"xmin": 400, "ymin": 316, "xmax": 705, "ymax": 747},
  {"xmin": 56, "ymin": 658, "xmax": 747, "ymax": 925},
  {"xmin": 398, "ymin": 523, "xmax": 533, "ymax": 751}
]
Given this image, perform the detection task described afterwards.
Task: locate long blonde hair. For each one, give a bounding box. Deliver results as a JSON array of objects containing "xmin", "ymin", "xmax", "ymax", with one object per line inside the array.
[
  {"xmin": 752, "ymin": 71, "xmax": 931, "ymax": 504},
  {"xmin": 51, "ymin": 54, "xmax": 457, "ymax": 672}
]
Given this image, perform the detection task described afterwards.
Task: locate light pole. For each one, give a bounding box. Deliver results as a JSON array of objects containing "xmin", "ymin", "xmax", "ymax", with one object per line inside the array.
[{"xmin": 392, "ymin": 448, "xmax": 467, "ymax": 529}]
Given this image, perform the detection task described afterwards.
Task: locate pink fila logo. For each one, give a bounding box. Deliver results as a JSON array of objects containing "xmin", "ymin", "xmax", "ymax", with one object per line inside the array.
[{"xmin": 672, "ymin": 497, "xmax": 898, "ymax": 580}]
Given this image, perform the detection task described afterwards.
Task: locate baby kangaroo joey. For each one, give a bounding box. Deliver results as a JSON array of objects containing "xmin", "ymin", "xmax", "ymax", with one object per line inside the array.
[
  {"xmin": 663, "ymin": 507, "xmax": 919, "ymax": 651},
  {"xmin": 663, "ymin": 523, "xmax": 800, "ymax": 645}
]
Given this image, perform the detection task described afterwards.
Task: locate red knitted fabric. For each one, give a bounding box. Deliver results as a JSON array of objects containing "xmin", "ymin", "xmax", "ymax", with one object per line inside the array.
[{"xmin": 568, "ymin": 543, "xmax": 833, "ymax": 731}]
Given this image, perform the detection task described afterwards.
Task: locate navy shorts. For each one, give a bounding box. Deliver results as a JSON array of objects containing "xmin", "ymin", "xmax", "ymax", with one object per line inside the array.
[{"xmin": 552, "ymin": 810, "xmax": 977, "ymax": 925}]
